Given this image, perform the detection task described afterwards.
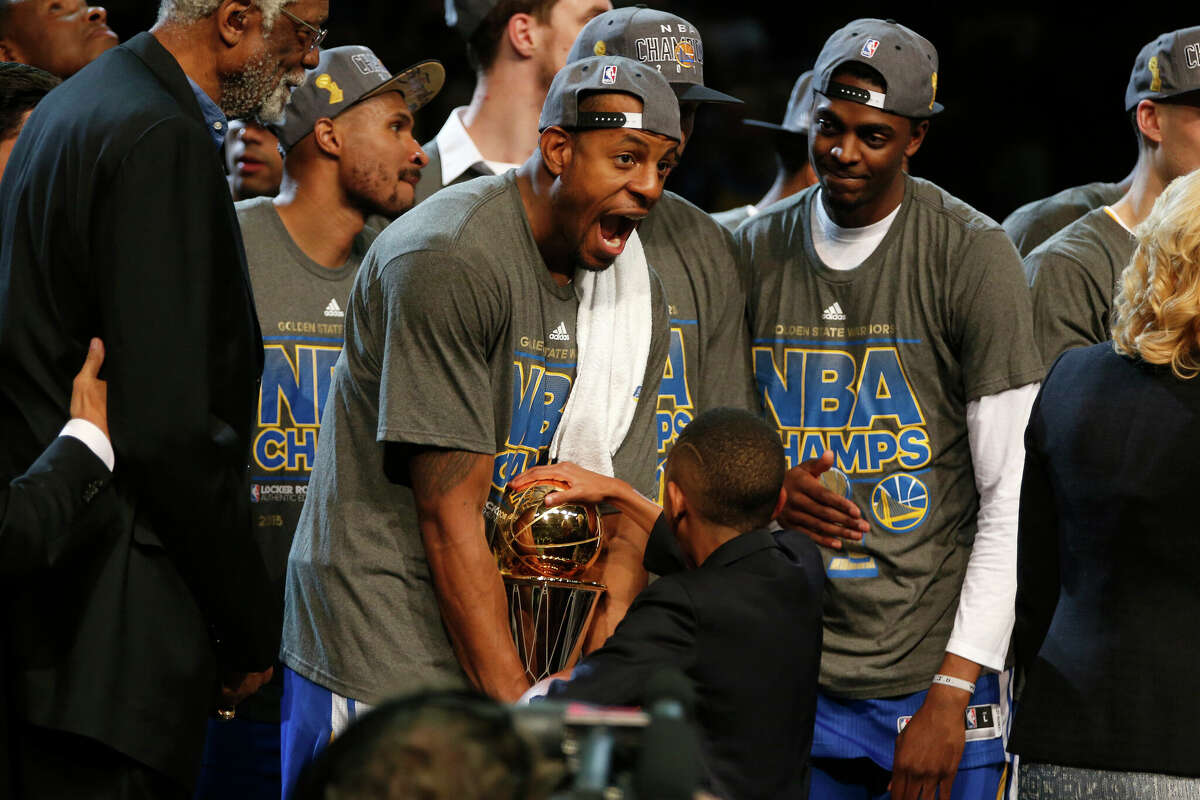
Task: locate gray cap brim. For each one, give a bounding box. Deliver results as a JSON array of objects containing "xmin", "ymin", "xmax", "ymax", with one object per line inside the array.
[
  {"xmin": 359, "ymin": 60, "xmax": 446, "ymax": 113},
  {"xmin": 674, "ymin": 82, "xmax": 742, "ymax": 104}
]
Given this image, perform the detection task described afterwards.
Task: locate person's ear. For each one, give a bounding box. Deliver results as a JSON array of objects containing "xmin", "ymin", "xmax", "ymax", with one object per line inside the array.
[
  {"xmin": 506, "ymin": 13, "xmax": 539, "ymax": 60},
  {"xmin": 666, "ymin": 481, "xmax": 688, "ymax": 529},
  {"xmin": 772, "ymin": 486, "xmax": 787, "ymax": 522},
  {"xmin": 217, "ymin": 0, "xmax": 255, "ymax": 48},
  {"xmin": 312, "ymin": 117, "xmax": 341, "ymax": 157},
  {"xmin": 904, "ymin": 119, "xmax": 929, "ymax": 159},
  {"xmin": 539, "ymin": 127, "xmax": 572, "ymax": 178},
  {"xmin": 1137, "ymin": 99, "xmax": 1165, "ymax": 146}
]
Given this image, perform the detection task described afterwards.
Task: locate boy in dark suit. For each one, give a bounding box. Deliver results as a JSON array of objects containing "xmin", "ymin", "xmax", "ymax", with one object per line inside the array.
[{"xmin": 513, "ymin": 408, "xmax": 825, "ymax": 800}]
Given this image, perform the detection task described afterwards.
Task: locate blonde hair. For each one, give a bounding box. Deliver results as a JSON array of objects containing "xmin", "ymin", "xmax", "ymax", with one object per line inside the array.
[{"xmin": 1111, "ymin": 170, "xmax": 1200, "ymax": 378}]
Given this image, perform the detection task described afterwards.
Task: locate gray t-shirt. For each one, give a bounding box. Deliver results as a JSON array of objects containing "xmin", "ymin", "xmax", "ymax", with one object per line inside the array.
[
  {"xmin": 1025, "ymin": 206, "xmax": 1136, "ymax": 369},
  {"xmin": 281, "ymin": 173, "xmax": 669, "ymax": 703},
  {"xmin": 1002, "ymin": 181, "xmax": 1126, "ymax": 257},
  {"xmin": 711, "ymin": 204, "xmax": 755, "ymax": 233},
  {"xmin": 640, "ymin": 191, "xmax": 756, "ymax": 503},
  {"xmin": 740, "ymin": 176, "xmax": 1044, "ymax": 698},
  {"xmin": 236, "ymin": 197, "xmax": 374, "ymax": 590}
]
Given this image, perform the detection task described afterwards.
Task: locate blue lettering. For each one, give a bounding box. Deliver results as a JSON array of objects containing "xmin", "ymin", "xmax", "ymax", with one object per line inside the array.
[
  {"xmin": 286, "ymin": 428, "xmax": 318, "ymax": 472},
  {"xmin": 803, "ymin": 351, "xmax": 855, "ymax": 429},
  {"xmin": 849, "ymin": 348, "xmax": 924, "ymax": 429},
  {"xmin": 866, "ymin": 431, "xmax": 899, "ymax": 471},
  {"xmin": 827, "ymin": 431, "xmax": 870, "ymax": 473},
  {"xmin": 260, "ymin": 344, "xmax": 342, "ymax": 426},
  {"xmin": 658, "ymin": 329, "xmax": 692, "ymax": 409},
  {"xmin": 898, "ymin": 427, "xmax": 932, "ymax": 469},
  {"xmin": 754, "ymin": 346, "xmax": 806, "ymax": 430},
  {"xmin": 254, "ymin": 428, "xmax": 287, "ymax": 471}
]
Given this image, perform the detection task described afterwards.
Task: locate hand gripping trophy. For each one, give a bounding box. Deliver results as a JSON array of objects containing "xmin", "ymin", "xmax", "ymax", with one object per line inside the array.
[{"xmin": 488, "ymin": 480, "xmax": 606, "ymax": 682}]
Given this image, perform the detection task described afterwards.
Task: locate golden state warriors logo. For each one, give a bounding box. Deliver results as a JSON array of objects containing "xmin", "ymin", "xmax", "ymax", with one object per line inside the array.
[
  {"xmin": 315, "ymin": 73, "xmax": 344, "ymax": 104},
  {"xmin": 674, "ymin": 40, "xmax": 697, "ymax": 69},
  {"xmin": 871, "ymin": 473, "xmax": 929, "ymax": 532}
]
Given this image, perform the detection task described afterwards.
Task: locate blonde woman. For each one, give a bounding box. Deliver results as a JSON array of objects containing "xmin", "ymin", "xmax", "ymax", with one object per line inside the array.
[{"xmin": 1010, "ymin": 168, "xmax": 1200, "ymax": 797}]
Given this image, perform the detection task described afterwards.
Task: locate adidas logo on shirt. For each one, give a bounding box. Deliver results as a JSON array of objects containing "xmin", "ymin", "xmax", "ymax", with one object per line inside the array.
[
  {"xmin": 548, "ymin": 321, "xmax": 570, "ymax": 341},
  {"xmin": 822, "ymin": 302, "xmax": 846, "ymax": 321},
  {"xmin": 324, "ymin": 298, "xmax": 344, "ymax": 318}
]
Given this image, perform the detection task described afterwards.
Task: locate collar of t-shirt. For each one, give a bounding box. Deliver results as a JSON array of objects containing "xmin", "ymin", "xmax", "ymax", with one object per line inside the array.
[
  {"xmin": 186, "ymin": 76, "xmax": 229, "ymax": 148},
  {"xmin": 1102, "ymin": 205, "xmax": 1136, "ymax": 235},
  {"xmin": 811, "ymin": 189, "xmax": 902, "ymax": 271},
  {"xmin": 435, "ymin": 106, "xmax": 520, "ymax": 185}
]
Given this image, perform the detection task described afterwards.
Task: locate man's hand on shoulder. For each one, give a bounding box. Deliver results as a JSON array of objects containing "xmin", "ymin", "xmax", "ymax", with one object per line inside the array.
[
  {"xmin": 779, "ymin": 450, "xmax": 869, "ymax": 549},
  {"xmin": 70, "ymin": 337, "xmax": 108, "ymax": 438}
]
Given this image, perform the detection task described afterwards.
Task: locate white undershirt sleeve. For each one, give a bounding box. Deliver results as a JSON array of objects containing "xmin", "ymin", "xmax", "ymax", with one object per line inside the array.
[
  {"xmin": 60, "ymin": 418, "xmax": 115, "ymax": 472},
  {"xmin": 945, "ymin": 382, "xmax": 1039, "ymax": 671}
]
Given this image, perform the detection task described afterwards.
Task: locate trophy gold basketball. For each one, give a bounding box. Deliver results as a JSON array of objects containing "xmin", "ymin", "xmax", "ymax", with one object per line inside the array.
[{"xmin": 489, "ymin": 480, "xmax": 606, "ymax": 683}]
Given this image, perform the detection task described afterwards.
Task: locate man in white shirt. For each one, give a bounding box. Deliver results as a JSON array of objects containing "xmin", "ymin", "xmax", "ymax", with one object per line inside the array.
[
  {"xmin": 412, "ymin": 0, "xmax": 610, "ymax": 204},
  {"xmin": 738, "ymin": 18, "xmax": 1043, "ymax": 800}
]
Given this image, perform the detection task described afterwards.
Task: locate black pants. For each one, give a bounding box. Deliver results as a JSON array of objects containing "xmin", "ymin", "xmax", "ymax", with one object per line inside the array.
[{"xmin": 14, "ymin": 724, "xmax": 187, "ymax": 800}]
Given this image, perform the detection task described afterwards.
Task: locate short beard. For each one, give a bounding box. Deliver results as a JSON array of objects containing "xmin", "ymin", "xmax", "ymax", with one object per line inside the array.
[{"xmin": 218, "ymin": 46, "xmax": 301, "ymax": 124}]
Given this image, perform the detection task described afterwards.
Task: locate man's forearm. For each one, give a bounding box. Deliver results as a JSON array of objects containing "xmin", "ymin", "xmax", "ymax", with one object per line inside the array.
[{"xmin": 411, "ymin": 448, "xmax": 530, "ymax": 701}]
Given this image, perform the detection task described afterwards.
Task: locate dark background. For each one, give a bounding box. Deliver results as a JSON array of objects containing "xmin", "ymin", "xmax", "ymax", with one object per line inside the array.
[{"xmin": 102, "ymin": 2, "xmax": 1196, "ymax": 221}]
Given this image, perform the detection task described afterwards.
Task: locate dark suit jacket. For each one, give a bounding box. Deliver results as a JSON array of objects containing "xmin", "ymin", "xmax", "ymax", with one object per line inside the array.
[
  {"xmin": 0, "ymin": 435, "xmax": 110, "ymax": 575},
  {"xmin": 0, "ymin": 33, "xmax": 279, "ymax": 787},
  {"xmin": 549, "ymin": 520, "xmax": 825, "ymax": 800},
  {"xmin": 1011, "ymin": 343, "xmax": 1200, "ymax": 776},
  {"xmin": 1, "ymin": 435, "xmax": 109, "ymax": 798}
]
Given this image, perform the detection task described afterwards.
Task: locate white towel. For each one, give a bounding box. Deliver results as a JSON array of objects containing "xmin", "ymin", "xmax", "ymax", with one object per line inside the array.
[{"xmin": 549, "ymin": 230, "xmax": 653, "ymax": 477}]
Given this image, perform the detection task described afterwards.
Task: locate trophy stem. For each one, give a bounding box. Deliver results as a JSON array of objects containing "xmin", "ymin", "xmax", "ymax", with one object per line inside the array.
[{"xmin": 503, "ymin": 575, "xmax": 606, "ymax": 683}]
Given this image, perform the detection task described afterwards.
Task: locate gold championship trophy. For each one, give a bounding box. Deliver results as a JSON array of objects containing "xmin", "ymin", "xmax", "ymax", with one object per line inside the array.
[{"xmin": 488, "ymin": 480, "xmax": 606, "ymax": 683}]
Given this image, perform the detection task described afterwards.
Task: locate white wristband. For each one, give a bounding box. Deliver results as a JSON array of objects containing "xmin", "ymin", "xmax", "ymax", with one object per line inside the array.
[{"xmin": 931, "ymin": 674, "xmax": 975, "ymax": 695}]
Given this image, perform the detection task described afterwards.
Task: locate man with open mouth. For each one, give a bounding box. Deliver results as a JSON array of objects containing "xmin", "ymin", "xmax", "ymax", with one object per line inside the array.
[{"xmin": 278, "ymin": 54, "xmax": 679, "ymax": 784}]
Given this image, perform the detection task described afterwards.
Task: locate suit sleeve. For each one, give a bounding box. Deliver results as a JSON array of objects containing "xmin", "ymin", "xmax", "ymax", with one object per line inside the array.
[
  {"xmin": 0, "ymin": 436, "xmax": 110, "ymax": 576},
  {"xmin": 94, "ymin": 118, "xmax": 279, "ymax": 671},
  {"xmin": 1013, "ymin": 378, "xmax": 1060, "ymax": 682},
  {"xmin": 546, "ymin": 576, "xmax": 695, "ymax": 707}
]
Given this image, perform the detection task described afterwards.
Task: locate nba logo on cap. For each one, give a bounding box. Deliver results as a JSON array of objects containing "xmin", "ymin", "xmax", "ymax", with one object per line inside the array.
[
  {"xmin": 602, "ymin": 64, "xmax": 618, "ymax": 84},
  {"xmin": 861, "ymin": 38, "xmax": 880, "ymax": 58}
]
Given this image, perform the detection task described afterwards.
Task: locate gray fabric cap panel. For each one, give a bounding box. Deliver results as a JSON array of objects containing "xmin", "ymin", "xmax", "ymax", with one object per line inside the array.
[
  {"xmin": 813, "ymin": 18, "xmax": 942, "ymax": 119},
  {"xmin": 1125, "ymin": 26, "xmax": 1200, "ymax": 110},
  {"xmin": 568, "ymin": 7, "xmax": 741, "ymax": 104},
  {"xmin": 274, "ymin": 46, "xmax": 445, "ymax": 151},
  {"xmin": 539, "ymin": 55, "xmax": 682, "ymax": 141}
]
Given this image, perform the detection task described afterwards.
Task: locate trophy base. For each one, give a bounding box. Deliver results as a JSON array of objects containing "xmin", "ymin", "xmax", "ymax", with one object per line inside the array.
[{"xmin": 502, "ymin": 574, "xmax": 606, "ymax": 683}]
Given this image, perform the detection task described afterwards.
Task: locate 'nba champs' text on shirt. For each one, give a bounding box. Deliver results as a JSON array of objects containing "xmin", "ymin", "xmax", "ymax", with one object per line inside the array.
[{"xmin": 739, "ymin": 176, "xmax": 1043, "ymax": 697}]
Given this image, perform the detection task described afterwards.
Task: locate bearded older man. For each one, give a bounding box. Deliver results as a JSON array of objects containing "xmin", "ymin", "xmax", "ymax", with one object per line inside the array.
[{"xmin": 0, "ymin": 0, "xmax": 325, "ymax": 797}]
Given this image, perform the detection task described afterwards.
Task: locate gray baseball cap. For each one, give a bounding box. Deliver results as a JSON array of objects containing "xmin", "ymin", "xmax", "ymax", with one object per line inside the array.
[
  {"xmin": 539, "ymin": 55, "xmax": 682, "ymax": 142},
  {"xmin": 745, "ymin": 70, "xmax": 814, "ymax": 135},
  {"xmin": 273, "ymin": 46, "xmax": 446, "ymax": 151},
  {"xmin": 568, "ymin": 7, "xmax": 741, "ymax": 105},
  {"xmin": 443, "ymin": 0, "xmax": 496, "ymax": 37},
  {"xmin": 1125, "ymin": 26, "xmax": 1200, "ymax": 110},
  {"xmin": 813, "ymin": 19, "xmax": 942, "ymax": 119}
]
